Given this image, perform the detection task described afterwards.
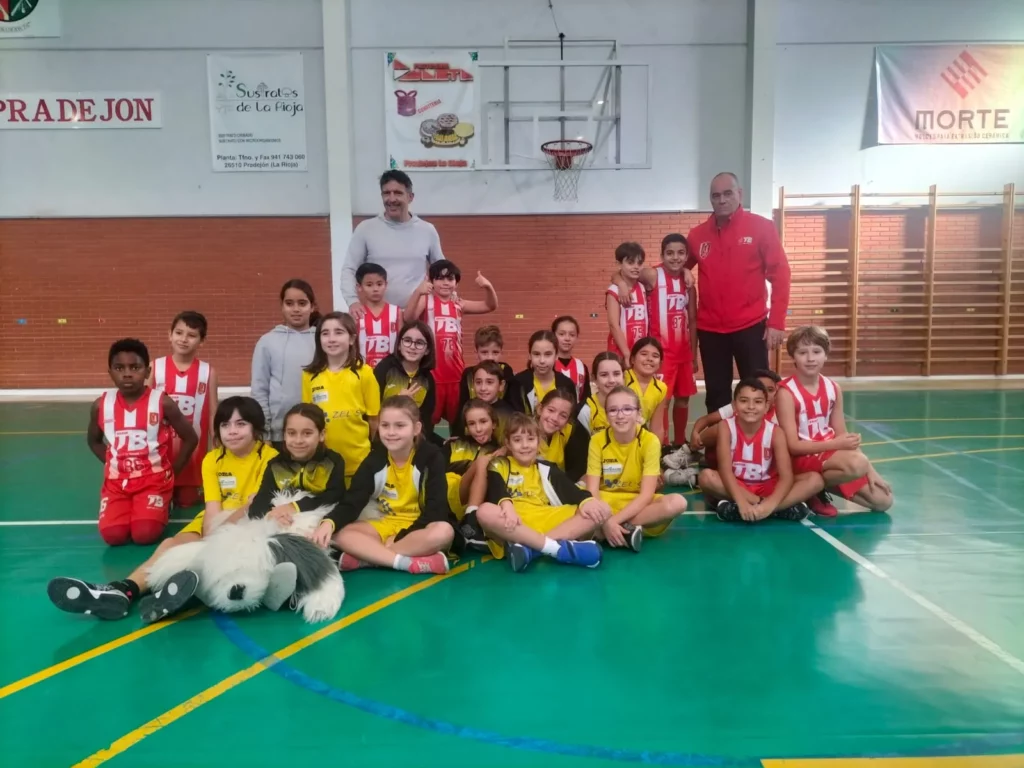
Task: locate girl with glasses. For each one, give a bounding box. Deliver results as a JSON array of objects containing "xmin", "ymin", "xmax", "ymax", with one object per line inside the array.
[{"xmin": 373, "ymin": 321, "xmax": 438, "ymax": 440}]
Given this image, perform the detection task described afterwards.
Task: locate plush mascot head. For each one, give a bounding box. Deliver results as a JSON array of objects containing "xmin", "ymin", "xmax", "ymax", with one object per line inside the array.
[{"xmin": 147, "ymin": 492, "xmax": 344, "ymax": 623}]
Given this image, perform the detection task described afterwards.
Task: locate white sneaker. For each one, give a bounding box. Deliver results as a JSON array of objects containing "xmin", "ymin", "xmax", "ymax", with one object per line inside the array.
[
  {"xmin": 663, "ymin": 467, "xmax": 699, "ymax": 488},
  {"xmin": 661, "ymin": 445, "xmax": 692, "ymax": 470}
]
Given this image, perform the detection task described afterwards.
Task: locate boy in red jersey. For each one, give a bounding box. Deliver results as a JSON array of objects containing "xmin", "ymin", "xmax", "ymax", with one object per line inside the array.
[
  {"xmin": 355, "ymin": 262, "xmax": 402, "ymax": 368},
  {"xmin": 91, "ymin": 339, "xmax": 199, "ymax": 545},
  {"xmin": 148, "ymin": 311, "xmax": 217, "ymax": 509},
  {"xmin": 606, "ymin": 242, "xmax": 650, "ymax": 360},
  {"xmin": 691, "ymin": 369, "xmax": 781, "ymax": 460},
  {"xmin": 775, "ymin": 326, "xmax": 894, "ymax": 516},
  {"xmin": 405, "ymin": 259, "xmax": 498, "ymax": 425},
  {"xmin": 698, "ymin": 378, "xmax": 819, "ymax": 522}
]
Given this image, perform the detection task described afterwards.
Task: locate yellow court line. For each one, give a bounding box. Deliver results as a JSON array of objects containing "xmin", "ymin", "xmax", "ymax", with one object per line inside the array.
[
  {"xmin": 873, "ymin": 446, "xmax": 1024, "ymax": 464},
  {"xmin": 0, "ymin": 607, "xmax": 203, "ymax": 700},
  {"xmin": 72, "ymin": 558, "xmax": 485, "ymax": 768},
  {"xmin": 762, "ymin": 756, "xmax": 1024, "ymax": 767},
  {"xmin": 861, "ymin": 434, "xmax": 1024, "ymax": 447}
]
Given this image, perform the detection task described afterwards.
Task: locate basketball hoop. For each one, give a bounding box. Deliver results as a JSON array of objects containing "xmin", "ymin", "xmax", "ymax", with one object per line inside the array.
[{"xmin": 541, "ymin": 139, "xmax": 592, "ymax": 202}]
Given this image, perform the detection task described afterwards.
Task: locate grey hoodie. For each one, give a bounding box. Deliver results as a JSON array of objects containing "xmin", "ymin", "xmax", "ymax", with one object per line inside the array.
[{"xmin": 250, "ymin": 325, "xmax": 316, "ymax": 442}]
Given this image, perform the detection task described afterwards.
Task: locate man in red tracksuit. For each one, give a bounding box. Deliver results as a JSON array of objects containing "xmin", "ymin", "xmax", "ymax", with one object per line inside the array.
[{"xmin": 686, "ymin": 172, "xmax": 791, "ymax": 413}]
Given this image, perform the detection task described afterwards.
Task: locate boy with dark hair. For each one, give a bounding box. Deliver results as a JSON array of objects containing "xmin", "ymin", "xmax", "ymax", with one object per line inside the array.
[
  {"xmin": 690, "ymin": 369, "xmax": 781, "ymax": 459},
  {"xmin": 148, "ymin": 311, "xmax": 217, "ymax": 509},
  {"xmin": 91, "ymin": 339, "xmax": 199, "ymax": 545},
  {"xmin": 697, "ymin": 378, "xmax": 817, "ymax": 522},
  {"xmin": 775, "ymin": 325, "xmax": 894, "ymax": 516},
  {"xmin": 355, "ymin": 262, "xmax": 402, "ymax": 368},
  {"xmin": 606, "ymin": 242, "xmax": 650, "ymax": 360},
  {"xmin": 405, "ymin": 259, "xmax": 499, "ymax": 425}
]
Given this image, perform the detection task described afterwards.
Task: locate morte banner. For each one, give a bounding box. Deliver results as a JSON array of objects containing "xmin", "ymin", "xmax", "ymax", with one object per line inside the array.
[{"xmin": 875, "ymin": 44, "xmax": 1024, "ymax": 144}]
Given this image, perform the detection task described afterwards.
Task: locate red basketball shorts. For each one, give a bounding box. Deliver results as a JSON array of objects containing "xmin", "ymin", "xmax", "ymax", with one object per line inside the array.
[
  {"xmin": 791, "ymin": 451, "xmax": 870, "ymax": 500},
  {"xmin": 434, "ymin": 381, "xmax": 461, "ymax": 425},
  {"xmin": 98, "ymin": 470, "xmax": 173, "ymax": 545},
  {"xmin": 737, "ymin": 477, "xmax": 778, "ymax": 499},
  {"xmin": 659, "ymin": 346, "xmax": 697, "ymax": 399}
]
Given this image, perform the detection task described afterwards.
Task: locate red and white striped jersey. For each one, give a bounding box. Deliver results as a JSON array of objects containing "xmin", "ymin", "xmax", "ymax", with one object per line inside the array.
[
  {"xmin": 359, "ymin": 303, "xmax": 401, "ymax": 368},
  {"xmin": 153, "ymin": 357, "xmax": 210, "ymax": 485},
  {"xmin": 726, "ymin": 416, "xmax": 777, "ymax": 483},
  {"xmin": 100, "ymin": 388, "xmax": 173, "ymax": 480},
  {"xmin": 554, "ymin": 357, "xmax": 587, "ymax": 401},
  {"xmin": 423, "ymin": 296, "xmax": 464, "ymax": 384},
  {"xmin": 606, "ymin": 282, "xmax": 649, "ymax": 354},
  {"xmin": 781, "ymin": 374, "xmax": 838, "ymax": 442},
  {"xmin": 647, "ymin": 266, "xmax": 690, "ymax": 353}
]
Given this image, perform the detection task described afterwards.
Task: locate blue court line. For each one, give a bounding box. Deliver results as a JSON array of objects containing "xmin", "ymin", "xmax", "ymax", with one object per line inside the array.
[{"xmin": 213, "ymin": 613, "xmax": 1024, "ymax": 764}]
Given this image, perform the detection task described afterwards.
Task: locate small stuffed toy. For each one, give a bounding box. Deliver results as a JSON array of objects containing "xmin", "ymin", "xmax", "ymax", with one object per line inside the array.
[{"xmin": 145, "ymin": 491, "xmax": 344, "ymax": 624}]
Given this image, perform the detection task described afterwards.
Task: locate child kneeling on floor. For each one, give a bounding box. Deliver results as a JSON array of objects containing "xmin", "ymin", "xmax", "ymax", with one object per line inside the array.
[
  {"xmin": 698, "ymin": 378, "xmax": 820, "ymax": 522},
  {"xmin": 310, "ymin": 396, "xmax": 454, "ymax": 575},
  {"xmin": 584, "ymin": 386, "xmax": 687, "ymax": 551},
  {"xmin": 477, "ymin": 413, "xmax": 612, "ymax": 572}
]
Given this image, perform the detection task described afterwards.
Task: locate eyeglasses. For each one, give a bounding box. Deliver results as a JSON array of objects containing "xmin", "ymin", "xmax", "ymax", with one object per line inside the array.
[
  {"xmin": 607, "ymin": 406, "xmax": 638, "ymax": 416},
  {"xmin": 401, "ymin": 337, "xmax": 428, "ymax": 350}
]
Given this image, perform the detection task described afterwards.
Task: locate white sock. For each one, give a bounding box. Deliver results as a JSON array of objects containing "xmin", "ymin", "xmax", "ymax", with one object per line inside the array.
[
  {"xmin": 393, "ymin": 554, "xmax": 413, "ymax": 571},
  {"xmin": 540, "ymin": 538, "xmax": 561, "ymax": 557}
]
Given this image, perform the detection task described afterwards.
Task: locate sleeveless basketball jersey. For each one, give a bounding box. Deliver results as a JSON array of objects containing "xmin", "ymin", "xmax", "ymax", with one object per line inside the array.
[
  {"xmin": 359, "ymin": 304, "xmax": 401, "ymax": 368},
  {"xmin": 153, "ymin": 357, "xmax": 210, "ymax": 440},
  {"xmin": 424, "ymin": 296, "xmax": 464, "ymax": 384},
  {"xmin": 781, "ymin": 375, "xmax": 837, "ymax": 442},
  {"xmin": 726, "ymin": 416, "xmax": 776, "ymax": 483},
  {"xmin": 648, "ymin": 266, "xmax": 690, "ymax": 353},
  {"xmin": 100, "ymin": 388, "xmax": 172, "ymax": 481},
  {"xmin": 554, "ymin": 357, "xmax": 587, "ymax": 401},
  {"xmin": 606, "ymin": 282, "xmax": 649, "ymax": 353}
]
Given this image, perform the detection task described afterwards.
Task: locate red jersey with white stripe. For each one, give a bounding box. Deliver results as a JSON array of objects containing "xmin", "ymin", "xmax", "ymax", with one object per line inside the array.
[
  {"xmin": 606, "ymin": 282, "xmax": 649, "ymax": 354},
  {"xmin": 554, "ymin": 357, "xmax": 587, "ymax": 401},
  {"xmin": 647, "ymin": 266, "xmax": 690, "ymax": 354},
  {"xmin": 718, "ymin": 403, "xmax": 777, "ymax": 425},
  {"xmin": 99, "ymin": 388, "xmax": 173, "ymax": 481},
  {"xmin": 726, "ymin": 416, "xmax": 777, "ymax": 483},
  {"xmin": 154, "ymin": 357, "xmax": 210, "ymax": 485},
  {"xmin": 781, "ymin": 374, "xmax": 837, "ymax": 442},
  {"xmin": 359, "ymin": 303, "xmax": 401, "ymax": 368},
  {"xmin": 423, "ymin": 296, "xmax": 464, "ymax": 384}
]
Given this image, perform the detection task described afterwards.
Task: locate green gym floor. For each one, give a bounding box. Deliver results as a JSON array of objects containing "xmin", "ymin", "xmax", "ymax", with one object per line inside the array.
[{"xmin": 1, "ymin": 390, "xmax": 1023, "ymax": 768}]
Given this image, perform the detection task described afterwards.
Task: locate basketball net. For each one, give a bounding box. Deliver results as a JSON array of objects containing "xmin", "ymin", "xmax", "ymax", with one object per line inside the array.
[{"xmin": 541, "ymin": 140, "xmax": 592, "ymax": 202}]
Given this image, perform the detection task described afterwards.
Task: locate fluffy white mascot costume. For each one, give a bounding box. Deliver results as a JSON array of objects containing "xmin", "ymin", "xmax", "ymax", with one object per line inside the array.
[{"xmin": 146, "ymin": 491, "xmax": 344, "ymax": 623}]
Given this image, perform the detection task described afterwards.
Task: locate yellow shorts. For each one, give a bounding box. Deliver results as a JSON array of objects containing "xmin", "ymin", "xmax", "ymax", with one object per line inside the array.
[
  {"xmin": 366, "ymin": 514, "xmax": 418, "ymax": 542},
  {"xmin": 599, "ymin": 490, "xmax": 671, "ymax": 538},
  {"xmin": 179, "ymin": 510, "xmax": 204, "ymax": 536},
  {"xmin": 486, "ymin": 503, "xmax": 578, "ymax": 559},
  {"xmin": 446, "ymin": 472, "xmax": 466, "ymax": 520}
]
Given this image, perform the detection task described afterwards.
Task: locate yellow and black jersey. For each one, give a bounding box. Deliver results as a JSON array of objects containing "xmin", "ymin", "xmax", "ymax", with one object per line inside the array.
[
  {"xmin": 444, "ymin": 437, "xmax": 499, "ymax": 476},
  {"xmin": 574, "ymin": 394, "xmax": 609, "ymax": 436},
  {"xmin": 586, "ymin": 426, "xmax": 662, "ymax": 494},
  {"xmin": 485, "ymin": 456, "xmax": 592, "ymax": 509},
  {"xmin": 302, "ymin": 364, "xmax": 380, "ymax": 479},
  {"xmin": 511, "ymin": 369, "xmax": 578, "ymax": 416},
  {"xmin": 450, "ymin": 398, "xmax": 513, "ymax": 443},
  {"xmin": 374, "ymin": 354, "xmax": 436, "ymax": 430},
  {"xmin": 458, "ymin": 360, "xmax": 517, "ymax": 408},
  {"xmin": 624, "ymin": 369, "xmax": 667, "ymax": 427},
  {"xmin": 539, "ymin": 421, "xmax": 590, "ymax": 483},
  {"xmin": 201, "ymin": 442, "xmax": 278, "ymax": 512},
  {"xmin": 248, "ymin": 446, "xmax": 346, "ymax": 519}
]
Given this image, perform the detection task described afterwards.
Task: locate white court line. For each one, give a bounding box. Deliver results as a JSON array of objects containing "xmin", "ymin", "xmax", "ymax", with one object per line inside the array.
[
  {"xmin": 801, "ymin": 518, "xmax": 1024, "ymax": 677},
  {"xmin": 0, "ymin": 518, "xmax": 194, "ymax": 527}
]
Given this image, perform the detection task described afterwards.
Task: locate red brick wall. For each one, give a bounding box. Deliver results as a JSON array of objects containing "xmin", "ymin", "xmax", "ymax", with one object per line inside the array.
[{"xmin": 1, "ymin": 208, "xmax": 1019, "ymax": 389}]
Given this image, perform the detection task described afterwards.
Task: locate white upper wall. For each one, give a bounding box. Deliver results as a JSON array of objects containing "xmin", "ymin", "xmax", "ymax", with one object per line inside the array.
[
  {"xmin": 774, "ymin": 0, "xmax": 1024, "ymax": 199},
  {"xmin": 0, "ymin": 0, "xmax": 327, "ymax": 218}
]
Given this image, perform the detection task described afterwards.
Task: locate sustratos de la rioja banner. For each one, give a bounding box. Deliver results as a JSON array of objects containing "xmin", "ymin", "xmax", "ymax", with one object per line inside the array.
[
  {"xmin": 385, "ymin": 50, "xmax": 480, "ymax": 171},
  {"xmin": 0, "ymin": 0, "xmax": 60, "ymax": 38},
  {"xmin": 876, "ymin": 44, "xmax": 1024, "ymax": 144}
]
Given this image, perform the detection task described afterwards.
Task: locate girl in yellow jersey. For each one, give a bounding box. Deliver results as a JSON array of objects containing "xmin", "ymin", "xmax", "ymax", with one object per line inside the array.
[
  {"xmin": 584, "ymin": 386, "xmax": 686, "ymax": 552},
  {"xmin": 303, "ymin": 312, "xmax": 381, "ymax": 485},
  {"xmin": 477, "ymin": 413, "xmax": 612, "ymax": 572},
  {"xmin": 311, "ymin": 396, "xmax": 454, "ymax": 575},
  {"xmin": 373, "ymin": 320, "xmax": 437, "ymax": 440},
  {"xmin": 536, "ymin": 388, "xmax": 589, "ymax": 482},
  {"xmin": 575, "ymin": 351, "xmax": 625, "ymax": 437},
  {"xmin": 512, "ymin": 330, "xmax": 578, "ymax": 416},
  {"xmin": 625, "ymin": 336, "xmax": 668, "ymax": 443},
  {"xmin": 443, "ymin": 399, "xmax": 500, "ymax": 548}
]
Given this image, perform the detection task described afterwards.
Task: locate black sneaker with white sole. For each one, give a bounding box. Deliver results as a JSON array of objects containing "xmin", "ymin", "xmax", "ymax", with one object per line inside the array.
[
  {"xmin": 137, "ymin": 570, "xmax": 199, "ymax": 625},
  {"xmin": 715, "ymin": 500, "xmax": 742, "ymax": 523},
  {"xmin": 459, "ymin": 510, "xmax": 490, "ymax": 553},
  {"xmin": 772, "ymin": 502, "xmax": 811, "ymax": 521},
  {"xmin": 620, "ymin": 523, "xmax": 644, "ymax": 553},
  {"xmin": 47, "ymin": 577, "xmax": 131, "ymax": 620}
]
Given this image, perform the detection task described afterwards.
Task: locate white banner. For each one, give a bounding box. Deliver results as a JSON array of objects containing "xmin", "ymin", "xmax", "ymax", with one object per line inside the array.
[
  {"xmin": 208, "ymin": 52, "xmax": 307, "ymax": 172},
  {"xmin": 0, "ymin": 93, "xmax": 161, "ymax": 129},
  {"xmin": 385, "ymin": 50, "xmax": 480, "ymax": 171},
  {"xmin": 0, "ymin": 0, "xmax": 60, "ymax": 38}
]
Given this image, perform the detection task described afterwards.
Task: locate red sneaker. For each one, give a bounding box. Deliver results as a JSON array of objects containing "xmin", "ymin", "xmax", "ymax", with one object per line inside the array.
[
  {"xmin": 338, "ymin": 553, "xmax": 369, "ymax": 572},
  {"xmin": 808, "ymin": 493, "xmax": 838, "ymax": 517},
  {"xmin": 407, "ymin": 553, "xmax": 450, "ymax": 575}
]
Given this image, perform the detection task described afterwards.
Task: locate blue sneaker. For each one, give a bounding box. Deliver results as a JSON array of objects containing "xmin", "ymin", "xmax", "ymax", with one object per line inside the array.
[
  {"xmin": 507, "ymin": 543, "xmax": 539, "ymax": 573},
  {"xmin": 554, "ymin": 540, "xmax": 603, "ymax": 568}
]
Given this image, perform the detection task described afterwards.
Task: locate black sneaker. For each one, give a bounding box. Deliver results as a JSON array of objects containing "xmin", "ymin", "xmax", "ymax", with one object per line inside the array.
[
  {"xmin": 773, "ymin": 502, "xmax": 811, "ymax": 521},
  {"xmin": 620, "ymin": 523, "xmax": 643, "ymax": 553},
  {"xmin": 460, "ymin": 510, "xmax": 489, "ymax": 553},
  {"xmin": 715, "ymin": 500, "xmax": 742, "ymax": 523},
  {"xmin": 47, "ymin": 577, "xmax": 131, "ymax": 620},
  {"xmin": 138, "ymin": 570, "xmax": 199, "ymax": 625}
]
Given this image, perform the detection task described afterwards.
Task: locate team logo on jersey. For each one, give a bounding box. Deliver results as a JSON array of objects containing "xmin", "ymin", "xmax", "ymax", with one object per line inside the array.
[
  {"xmin": 0, "ymin": 0, "xmax": 39, "ymax": 23},
  {"xmin": 699, "ymin": 242, "xmax": 710, "ymax": 260},
  {"xmin": 739, "ymin": 236, "xmax": 753, "ymax": 245},
  {"xmin": 198, "ymin": 382, "xmax": 207, "ymax": 395},
  {"xmin": 149, "ymin": 412, "xmax": 159, "ymax": 426}
]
